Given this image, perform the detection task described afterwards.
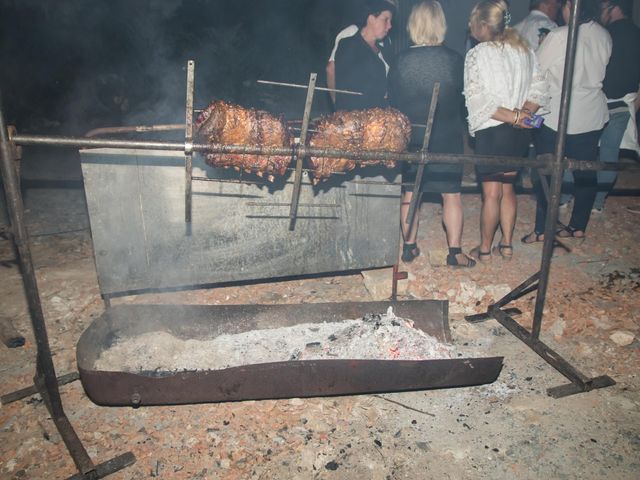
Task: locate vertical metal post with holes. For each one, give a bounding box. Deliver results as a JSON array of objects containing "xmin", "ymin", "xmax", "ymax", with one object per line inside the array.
[
  {"xmin": 185, "ymin": 60, "xmax": 195, "ymax": 226},
  {"xmin": 289, "ymin": 73, "xmax": 317, "ymax": 230}
]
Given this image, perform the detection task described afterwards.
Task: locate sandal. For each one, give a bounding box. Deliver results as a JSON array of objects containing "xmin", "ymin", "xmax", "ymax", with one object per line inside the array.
[
  {"xmin": 469, "ymin": 246, "xmax": 491, "ymax": 263},
  {"xmin": 521, "ymin": 232, "xmax": 544, "ymax": 244},
  {"xmin": 446, "ymin": 247, "xmax": 476, "ymax": 268},
  {"xmin": 556, "ymin": 225, "xmax": 585, "ymax": 239},
  {"xmin": 492, "ymin": 244, "xmax": 513, "ymax": 261},
  {"xmin": 402, "ymin": 243, "xmax": 421, "ymax": 263}
]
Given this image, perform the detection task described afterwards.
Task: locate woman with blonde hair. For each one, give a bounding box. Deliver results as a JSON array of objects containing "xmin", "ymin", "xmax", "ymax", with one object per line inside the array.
[
  {"xmin": 388, "ymin": 0, "xmax": 475, "ymax": 267},
  {"xmin": 464, "ymin": 0, "xmax": 549, "ymax": 262}
]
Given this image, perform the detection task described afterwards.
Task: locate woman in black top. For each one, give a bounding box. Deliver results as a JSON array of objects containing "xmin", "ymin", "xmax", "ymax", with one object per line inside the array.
[
  {"xmin": 388, "ymin": 0, "xmax": 475, "ymax": 267},
  {"xmin": 334, "ymin": 0, "xmax": 395, "ymax": 111}
]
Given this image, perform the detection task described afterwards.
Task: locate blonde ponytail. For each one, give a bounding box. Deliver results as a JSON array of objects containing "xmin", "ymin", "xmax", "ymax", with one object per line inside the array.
[
  {"xmin": 470, "ymin": 0, "xmax": 531, "ymax": 52},
  {"xmin": 498, "ymin": 27, "xmax": 530, "ymax": 52}
]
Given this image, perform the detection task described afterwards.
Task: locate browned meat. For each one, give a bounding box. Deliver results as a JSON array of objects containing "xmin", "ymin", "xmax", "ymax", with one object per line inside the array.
[
  {"xmin": 195, "ymin": 100, "xmax": 292, "ymax": 181},
  {"xmin": 309, "ymin": 108, "xmax": 411, "ymax": 183}
]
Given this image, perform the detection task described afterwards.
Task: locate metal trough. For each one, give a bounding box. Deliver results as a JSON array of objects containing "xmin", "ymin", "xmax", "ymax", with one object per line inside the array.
[{"xmin": 77, "ymin": 300, "xmax": 503, "ymax": 406}]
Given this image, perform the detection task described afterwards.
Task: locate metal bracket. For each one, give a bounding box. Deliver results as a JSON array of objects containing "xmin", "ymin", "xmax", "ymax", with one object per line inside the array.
[{"xmin": 289, "ymin": 72, "xmax": 317, "ymax": 231}]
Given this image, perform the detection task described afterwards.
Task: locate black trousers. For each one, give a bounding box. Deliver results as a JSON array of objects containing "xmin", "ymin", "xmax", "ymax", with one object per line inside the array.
[{"xmin": 533, "ymin": 125, "xmax": 602, "ymax": 234}]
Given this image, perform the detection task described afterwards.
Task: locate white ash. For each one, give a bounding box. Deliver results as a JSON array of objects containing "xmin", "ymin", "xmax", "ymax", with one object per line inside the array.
[{"xmin": 94, "ymin": 307, "xmax": 454, "ymax": 373}]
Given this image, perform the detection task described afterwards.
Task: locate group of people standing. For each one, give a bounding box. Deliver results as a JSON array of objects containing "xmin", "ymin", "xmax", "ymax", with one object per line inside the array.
[{"xmin": 326, "ymin": 0, "xmax": 640, "ymax": 268}]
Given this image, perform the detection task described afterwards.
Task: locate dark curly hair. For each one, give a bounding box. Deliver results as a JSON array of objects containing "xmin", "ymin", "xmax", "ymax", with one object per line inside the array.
[
  {"xmin": 561, "ymin": 0, "xmax": 602, "ymax": 24},
  {"xmin": 359, "ymin": 0, "xmax": 397, "ymax": 27},
  {"xmin": 604, "ymin": 0, "xmax": 632, "ymax": 17}
]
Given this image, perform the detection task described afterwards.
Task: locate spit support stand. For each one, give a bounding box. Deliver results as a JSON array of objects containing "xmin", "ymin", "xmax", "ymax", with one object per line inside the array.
[
  {"xmin": 184, "ymin": 59, "xmax": 195, "ymax": 228},
  {"xmin": 289, "ymin": 72, "xmax": 317, "ymax": 230},
  {"xmin": 0, "ymin": 92, "xmax": 136, "ymax": 479},
  {"xmin": 7, "ymin": 50, "xmax": 636, "ymax": 398},
  {"xmin": 464, "ymin": 0, "xmax": 615, "ymax": 398}
]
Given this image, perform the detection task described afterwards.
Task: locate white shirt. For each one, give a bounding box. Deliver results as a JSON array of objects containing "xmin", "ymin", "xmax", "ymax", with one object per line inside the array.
[
  {"xmin": 328, "ymin": 24, "xmax": 390, "ymax": 75},
  {"xmin": 536, "ymin": 21, "xmax": 612, "ymax": 134},
  {"xmin": 328, "ymin": 25, "xmax": 359, "ymax": 62},
  {"xmin": 514, "ymin": 10, "xmax": 558, "ymax": 50},
  {"xmin": 464, "ymin": 42, "xmax": 549, "ymax": 136}
]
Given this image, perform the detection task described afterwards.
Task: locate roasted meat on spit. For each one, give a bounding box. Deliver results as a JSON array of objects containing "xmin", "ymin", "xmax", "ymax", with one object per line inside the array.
[
  {"xmin": 309, "ymin": 108, "xmax": 411, "ymax": 184},
  {"xmin": 195, "ymin": 100, "xmax": 292, "ymax": 181}
]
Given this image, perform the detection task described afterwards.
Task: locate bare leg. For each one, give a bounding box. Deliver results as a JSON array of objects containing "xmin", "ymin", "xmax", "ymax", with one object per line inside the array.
[
  {"xmin": 480, "ymin": 180, "xmax": 503, "ymax": 253},
  {"xmin": 443, "ymin": 192, "xmax": 475, "ymax": 266},
  {"xmin": 442, "ymin": 193, "xmax": 463, "ymax": 248},
  {"xmin": 400, "ymin": 191, "xmax": 420, "ymax": 243},
  {"xmin": 498, "ymin": 173, "xmax": 517, "ymax": 246}
]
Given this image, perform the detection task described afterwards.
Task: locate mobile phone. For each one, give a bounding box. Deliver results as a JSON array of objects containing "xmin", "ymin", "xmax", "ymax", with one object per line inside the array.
[{"xmin": 523, "ymin": 114, "xmax": 544, "ymax": 128}]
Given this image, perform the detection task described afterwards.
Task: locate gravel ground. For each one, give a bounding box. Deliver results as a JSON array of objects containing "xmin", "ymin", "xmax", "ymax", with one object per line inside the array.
[{"xmin": 0, "ymin": 157, "xmax": 639, "ymax": 479}]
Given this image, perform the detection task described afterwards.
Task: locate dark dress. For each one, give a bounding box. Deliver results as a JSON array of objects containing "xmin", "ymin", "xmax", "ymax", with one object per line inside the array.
[
  {"xmin": 335, "ymin": 32, "xmax": 389, "ymax": 111},
  {"xmin": 388, "ymin": 45, "xmax": 465, "ymax": 193},
  {"xmin": 474, "ymin": 123, "xmax": 531, "ymax": 176}
]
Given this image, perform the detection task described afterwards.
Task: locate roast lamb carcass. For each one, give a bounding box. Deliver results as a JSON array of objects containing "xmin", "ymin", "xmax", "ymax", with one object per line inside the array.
[
  {"xmin": 195, "ymin": 100, "xmax": 292, "ymax": 181},
  {"xmin": 309, "ymin": 108, "xmax": 411, "ymax": 184}
]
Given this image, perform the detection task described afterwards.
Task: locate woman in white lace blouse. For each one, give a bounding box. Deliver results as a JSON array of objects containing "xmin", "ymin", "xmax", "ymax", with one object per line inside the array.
[{"xmin": 464, "ymin": 0, "xmax": 549, "ymax": 262}]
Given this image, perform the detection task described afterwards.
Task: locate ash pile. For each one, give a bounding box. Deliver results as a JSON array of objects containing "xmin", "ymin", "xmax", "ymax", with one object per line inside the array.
[{"xmin": 94, "ymin": 307, "xmax": 454, "ymax": 374}]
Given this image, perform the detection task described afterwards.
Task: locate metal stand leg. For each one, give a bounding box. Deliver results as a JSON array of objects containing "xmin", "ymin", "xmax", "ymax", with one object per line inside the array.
[
  {"xmin": 1, "ymin": 371, "xmax": 79, "ymax": 405},
  {"xmin": 391, "ymin": 264, "xmax": 408, "ymax": 301},
  {"xmin": 465, "ymin": 267, "xmax": 615, "ymax": 397},
  {"xmin": 534, "ymin": 169, "xmax": 570, "ymax": 252},
  {"xmin": 0, "ymin": 92, "xmax": 135, "ymax": 479},
  {"xmin": 489, "ymin": 307, "xmax": 615, "ymax": 398},
  {"xmin": 102, "ymin": 294, "xmax": 112, "ymax": 310}
]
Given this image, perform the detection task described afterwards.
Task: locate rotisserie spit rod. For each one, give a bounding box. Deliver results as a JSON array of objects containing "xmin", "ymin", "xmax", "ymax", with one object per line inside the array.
[{"xmin": 9, "ymin": 134, "xmax": 639, "ymax": 172}]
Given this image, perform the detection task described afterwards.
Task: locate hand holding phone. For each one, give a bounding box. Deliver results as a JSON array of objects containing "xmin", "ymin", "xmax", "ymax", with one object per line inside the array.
[{"xmin": 523, "ymin": 114, "xmax": 544, "ymax": 128}]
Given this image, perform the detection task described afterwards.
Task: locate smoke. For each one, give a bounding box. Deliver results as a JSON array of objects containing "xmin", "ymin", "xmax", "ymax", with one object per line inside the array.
[
  {"xmin": 1, "ymin": 0, "xmax": 535, "ymax": 133},
  {"xmin": 0, "ymin": 0, "xmax": 367, "ymax": 134}
]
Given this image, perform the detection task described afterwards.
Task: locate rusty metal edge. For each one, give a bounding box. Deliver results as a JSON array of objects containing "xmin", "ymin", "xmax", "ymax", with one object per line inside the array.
[{"xmin": 78, "ymin": 357, "xmax": 504, "ymax": 407}]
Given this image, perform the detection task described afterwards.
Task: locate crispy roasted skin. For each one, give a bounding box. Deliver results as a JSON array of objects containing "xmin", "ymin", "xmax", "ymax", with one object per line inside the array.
[
  {"xmin": 309, "ymin": 108, "xmax": 411, "ymax": 183},
  {"xmin": 195, "ymin": 100, "xmax": 292, "ymax": 179}
]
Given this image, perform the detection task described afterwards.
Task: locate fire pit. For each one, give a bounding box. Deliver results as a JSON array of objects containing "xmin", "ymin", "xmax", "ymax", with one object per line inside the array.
[{"xmin": 77, "ymin": 301, "xmax": 503, "ymax": 406}]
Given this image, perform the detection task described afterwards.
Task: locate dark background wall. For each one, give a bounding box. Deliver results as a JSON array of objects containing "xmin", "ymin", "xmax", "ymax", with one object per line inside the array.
[{"xmin": 3, "ymin": 0, "xmax": 630, "ymax": 136}]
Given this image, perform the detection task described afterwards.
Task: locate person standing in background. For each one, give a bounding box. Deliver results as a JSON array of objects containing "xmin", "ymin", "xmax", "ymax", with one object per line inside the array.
[
  {"xmin": 522, "ymin": 0, "xmax": 611, "ymax": 244},
  {"xmin": 326, "ymin": 0, "xmax": 398, "ymax": 106},
  {"xmin": 388, "ymin": 0, "xmax": 475, "ymax": 267},
  {"xmin": 334, "ymin": 0, "xmax": 396, "ymax": 111},
  {"xmin": 514, "ymin": 0, "xmax": 561, "ymax": 49},
  {"xmin": 464, "ymin": 0, "xmax": 548, "ymax": 262},
  {"xmin": 592, "ymin": 0, "xmax": 640, "ymax": 213}
]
